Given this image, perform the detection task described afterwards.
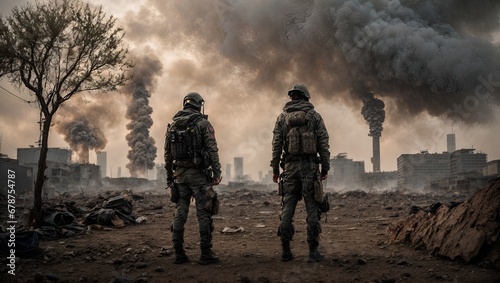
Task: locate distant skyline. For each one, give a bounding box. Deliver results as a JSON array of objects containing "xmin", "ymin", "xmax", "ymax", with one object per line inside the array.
[{"xmin": 1, "ymin": 0, "xmax": 500, "ymax": 180}]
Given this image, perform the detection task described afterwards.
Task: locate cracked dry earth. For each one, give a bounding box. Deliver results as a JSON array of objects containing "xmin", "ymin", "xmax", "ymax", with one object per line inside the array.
[{"xmin": 3, "ymin": 187, "xmax": 500, "ymax": 283}]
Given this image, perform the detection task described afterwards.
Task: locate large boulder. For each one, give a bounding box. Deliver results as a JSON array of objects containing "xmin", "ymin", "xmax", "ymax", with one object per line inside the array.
[{"xmin": 388, "ymin": 178, "xmax": 500, "ymax": 269}]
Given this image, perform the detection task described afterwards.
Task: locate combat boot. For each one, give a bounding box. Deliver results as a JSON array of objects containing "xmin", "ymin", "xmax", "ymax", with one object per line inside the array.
[
  {"xmin": 172, "ymin": 229, "xmax": 189, "ymax": 264},
  {"xmin": 307, "ymin": 244, "xmax": 324, "ymax": 263},
  {"xmin": 198, "ymin": 246, "xmax": 220, "ymax": 265},
  {"xmin": 173, "ymin": 243, "xmax": 189, "ymax": 264},
  {"xmin": 281, "ymin": 240, "xmax": 294, "ymax": 262},
  {"xmin": 199, "ymin": 230, "xmax": 219, "ymax": 265}
]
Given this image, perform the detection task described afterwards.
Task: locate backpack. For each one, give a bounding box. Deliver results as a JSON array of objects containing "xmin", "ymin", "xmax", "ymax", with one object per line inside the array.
[
  {"xmin": 169, "ymin": 115, "xmax": 204, "ymax": 162},
  {"xmin": 284, "ymin": 110, "xmax": 317, "ymax": 155}
]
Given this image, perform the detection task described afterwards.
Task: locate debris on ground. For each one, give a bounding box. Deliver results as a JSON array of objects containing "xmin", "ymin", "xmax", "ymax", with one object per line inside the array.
[
  {"xmin": 221, "ymin": 226, "xmax": 245, "ymax": 233},
  {"xmin": 388, "ymin": 177, "xmax": 500, "ymax": 269}
]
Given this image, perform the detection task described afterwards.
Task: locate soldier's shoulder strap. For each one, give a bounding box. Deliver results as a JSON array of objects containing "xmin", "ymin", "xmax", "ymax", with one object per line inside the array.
[
  {"xmin": 191, "ymin": 114, "xmax": 207, "ymax": 124},
  {"xmin": 305, "ymin": 109, "xmax": 318, "ymax": 131}
]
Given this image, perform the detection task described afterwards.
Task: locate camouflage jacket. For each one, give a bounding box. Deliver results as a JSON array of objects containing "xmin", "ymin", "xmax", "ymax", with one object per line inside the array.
[
  {"xmin": 164, "ymin": 108, "xmax": 221, "ymax": 180},
  {"xmin": 270, "ymin": 99, "xmax": 330, "ymax": 175}
]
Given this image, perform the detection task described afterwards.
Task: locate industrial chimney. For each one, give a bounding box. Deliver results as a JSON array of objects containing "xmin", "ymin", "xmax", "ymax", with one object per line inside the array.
[
  {"xmin": 360, "ymin": 91, "xmax": 385, "ymax": 173},
  {"xmin": 80, "ymin": 145, "xmax": 89, "ymax": 164},
  {"xmin": 372, "ymin": 136, "xmax": 381, "ymax": 172}
]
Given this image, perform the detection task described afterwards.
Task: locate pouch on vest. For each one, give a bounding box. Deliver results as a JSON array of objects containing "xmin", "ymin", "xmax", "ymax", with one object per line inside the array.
[
  {"xmin": 170, "ymin": 128, "xmax": 191, "ymax": 160},
  {"xmin": 287, "ymin": 127, "xmax": 302, "ymax": 155},
  {"xmin": 287, "ymin": 111, "xmax": 306, "ymax": 126},
  {"xmin": 203, "ymin": 186, "xmax": 219, "ymax": 215},
  {"xmin": 302, "ymin": 131, "xmax": 317, "ymax": 154},
  {"xmin": 319, "ymin": 194, "xmax": 330, "ymax": 213}
]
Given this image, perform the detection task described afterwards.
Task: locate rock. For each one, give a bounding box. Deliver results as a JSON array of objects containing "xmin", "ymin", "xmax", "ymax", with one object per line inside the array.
[
  {"xmin": 135, "ymin": 262, "xmax": 148, "ymax": 269},
  {"xmin": 397, "ymin": 260, "xmax": 408, "ymax": 266},
  {"xmin": 357, "ymin": 258, "xmax": 367, "ymax": 265},
  {"xmin": 154, "ymin": 266, "xmax": 165, "ymax": 272},
  {"xmin": 134, "ymin": 277, "xmax": 148, "ymax": 283},
  {"xmin": 46, "ymin": 273, "xmax": 60, "ymax": 281}
]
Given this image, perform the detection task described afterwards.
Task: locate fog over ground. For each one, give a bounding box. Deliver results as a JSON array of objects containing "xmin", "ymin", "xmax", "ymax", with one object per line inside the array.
[{"xmin": 1, "ymin": 0, "xmax": 499, "ymax": 180}]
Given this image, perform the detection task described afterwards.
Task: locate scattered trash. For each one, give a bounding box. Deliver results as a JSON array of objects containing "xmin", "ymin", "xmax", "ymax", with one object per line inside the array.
[
  {"xmin": 0, "ymin": 230, "xmax": 39, "ymax": 257},
  {"xmin": 135, "ymin": 216, "xmax": 147, "ymax": 223},
  {"xmin": 221, "ymin": 226, "xmax": 244, "ymax": 234},
  {"xmin": 255, "ymin": 224, "xmax": 266, "ymax": 228},
  {"xmin": 159, "ymin": 247, "xmax": 171, "ymax": 256}
]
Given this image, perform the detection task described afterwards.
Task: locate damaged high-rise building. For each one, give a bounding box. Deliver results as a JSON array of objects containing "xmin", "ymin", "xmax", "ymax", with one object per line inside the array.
[{"xmin": 397, "ymin": 148, "xmax": 487, "ymax": 191}]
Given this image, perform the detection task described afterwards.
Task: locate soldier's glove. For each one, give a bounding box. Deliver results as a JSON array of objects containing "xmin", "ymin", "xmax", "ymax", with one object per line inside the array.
[
  {"xmin": 272, "ymin": 174, "xmax": 280, "ymax": 183},
  {"xmin": 320, "ymin": 171, "xmax": 328, "ymax": 181},
  {"xmin": 166, "ymin": 177, "xmax": 174, "ymax": 188},
  {"xmin": 212, "ymin": 176, "xmax": 221, "ymax": 185}
]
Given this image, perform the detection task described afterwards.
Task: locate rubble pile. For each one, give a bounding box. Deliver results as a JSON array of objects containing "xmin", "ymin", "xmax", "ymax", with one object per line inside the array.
[{"xmin": 388, "ymin": 178, "xmax": 500, "ymax": 268}]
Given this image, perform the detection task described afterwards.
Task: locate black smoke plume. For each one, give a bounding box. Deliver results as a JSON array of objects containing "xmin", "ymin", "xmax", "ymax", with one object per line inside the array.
[
  {"xmin": 124, "ymin": 54, "xmax": 163, "ymax": 178},
  {"xmin": 122, "ymin": 0, "xmax": 500, "ymax": 124},
  {"xmin": 60, "ymin": 120, "xmax": 106, "ymax": 163},
  {"xmin": 55, "ymin": 97, "xmax": 117, "ymax": 163},
  {"xmin": 361, "ymin": 92, "xmax": 385, "ymax": 138}
]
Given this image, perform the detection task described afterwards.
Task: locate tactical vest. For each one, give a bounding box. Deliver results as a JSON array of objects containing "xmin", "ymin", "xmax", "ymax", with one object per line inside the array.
[
  {"xmin": 169, "ymin": 115, "xmax": 204, "ymax": 162},
  {"xmin": 284, "ymin": 110, "xmax": 317, "ymax": 156}
]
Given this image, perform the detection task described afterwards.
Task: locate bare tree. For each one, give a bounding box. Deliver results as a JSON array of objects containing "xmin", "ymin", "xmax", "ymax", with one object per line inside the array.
[{"xmin": 0, "ymin": 0, "xmax": 131, "ymax": 227}]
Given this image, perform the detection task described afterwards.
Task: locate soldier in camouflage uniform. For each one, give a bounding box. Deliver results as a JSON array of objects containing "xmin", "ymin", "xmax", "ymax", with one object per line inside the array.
[
  {"xmin": 164, "ymin": 92, "xmax": 222, "ymax": 265},
  {"xmin": 271, "ymin": 84, "xmax": 330, "ymax": 262}
]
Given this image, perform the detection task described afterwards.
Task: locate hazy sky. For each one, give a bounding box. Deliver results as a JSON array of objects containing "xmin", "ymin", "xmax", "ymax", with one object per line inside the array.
[{"xmin": 1, "ymin": 0, "xmax": 500, "ymax": 180}]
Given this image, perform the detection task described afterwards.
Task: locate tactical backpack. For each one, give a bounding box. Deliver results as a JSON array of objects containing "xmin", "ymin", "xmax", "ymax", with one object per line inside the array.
[
  {"xmin": 169, "ymin": 115, "xmax": 204, "ymax": 161},
  {"xmin": 284, "ymin": 110, "xmax": 317, "ymax": 155}
]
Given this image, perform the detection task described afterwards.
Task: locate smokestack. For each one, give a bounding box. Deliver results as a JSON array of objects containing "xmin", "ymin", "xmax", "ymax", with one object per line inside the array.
[
  {"xmin": 372, "ymin": 136, "xmax": 380, "ymax": 173},
  {"xmin": 80, "ymin": 145, "xmax": 89, "ymax": 164}
]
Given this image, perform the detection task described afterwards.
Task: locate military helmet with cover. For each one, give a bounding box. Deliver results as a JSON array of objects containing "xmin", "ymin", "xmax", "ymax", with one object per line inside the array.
[
  {"xmin": 183, "ymin": 92, "xmax": 205, "ymax": 108},
  {"xmin": 287, "ymin": 83, "xmax": 310, "ymax": 99}
]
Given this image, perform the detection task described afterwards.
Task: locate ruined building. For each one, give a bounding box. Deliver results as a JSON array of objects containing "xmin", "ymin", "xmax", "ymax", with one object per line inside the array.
[{"xmin": 397, "ymin": 149, "xmax": 487, "ymax": 191}]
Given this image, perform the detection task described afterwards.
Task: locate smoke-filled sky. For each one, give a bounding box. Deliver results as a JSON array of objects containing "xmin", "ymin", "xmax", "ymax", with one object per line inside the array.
[{"xmin": 1, "ymin": 0, "xmax": 500, "ymax": 181}]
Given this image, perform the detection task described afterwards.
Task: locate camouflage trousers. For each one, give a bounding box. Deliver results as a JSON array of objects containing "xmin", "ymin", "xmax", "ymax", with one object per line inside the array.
[
  {"xmin": 172, "ymin": 168, "xmax": 214, "ymax": 248},
  {"xmin": 279, "ymin": 160, "xmax": 322, "ymax": 246}
]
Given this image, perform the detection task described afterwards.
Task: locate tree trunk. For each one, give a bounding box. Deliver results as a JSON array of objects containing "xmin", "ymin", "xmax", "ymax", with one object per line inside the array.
[{"xmin": 33, "ymin": 116, "xmax": 52, "ymax": 228}]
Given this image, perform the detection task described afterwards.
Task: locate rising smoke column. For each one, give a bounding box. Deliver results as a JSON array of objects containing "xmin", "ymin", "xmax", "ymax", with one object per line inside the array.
[
  {"xmin": 360, "ymin": 90, "xmax": 385, "ymax": 172},
  {"xmin": 361, "ymin": 92, "xmax": 386, "ymax": 138},
  {"xmin": 124, "ymin": 54, "xmax": 163, "ymax": 177},
  {"xmin": 59, "ymin": 120, "xmax": 107, "ymax": 163},
  {"xmin": 55, "ymin": 97, "xmax": 117, "ymax": 164}
]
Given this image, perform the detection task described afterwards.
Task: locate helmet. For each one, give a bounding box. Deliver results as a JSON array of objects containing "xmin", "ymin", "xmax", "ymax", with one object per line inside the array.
[
  {"xmin": 287, "ymin": 83, "xmax": 310, "ymax": 99},
  {"xmin": 183, "ymin": 92, "xmax": 204, "ymax": 108}
]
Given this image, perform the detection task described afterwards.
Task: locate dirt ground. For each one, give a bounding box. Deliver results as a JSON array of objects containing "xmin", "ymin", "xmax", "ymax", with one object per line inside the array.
[{"xmin": 2, "ymin": 185, "xmax": 500, "ymax": 283}]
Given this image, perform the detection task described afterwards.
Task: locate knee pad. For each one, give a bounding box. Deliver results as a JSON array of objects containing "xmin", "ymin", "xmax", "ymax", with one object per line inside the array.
[{"xmin": 307, "ymin": 222, "xmax": 321, "ymax": 235}]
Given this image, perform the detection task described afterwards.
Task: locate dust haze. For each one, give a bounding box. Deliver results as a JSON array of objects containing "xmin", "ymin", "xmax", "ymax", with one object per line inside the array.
[{"xmin": 2, "ymin": 0, "xmax": 500, "ymax": 179}]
